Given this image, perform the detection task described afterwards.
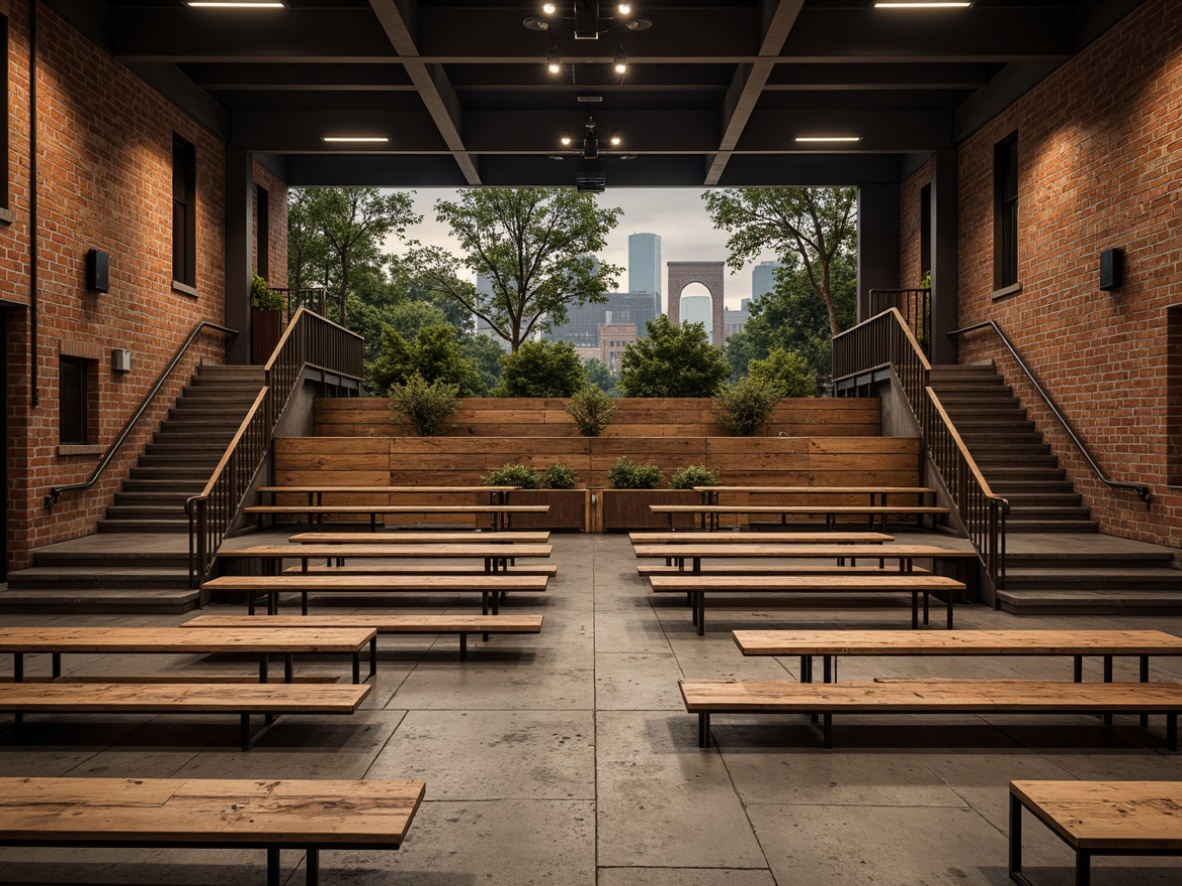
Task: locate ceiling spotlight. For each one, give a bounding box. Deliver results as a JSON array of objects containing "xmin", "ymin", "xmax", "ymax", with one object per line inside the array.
[
  {"xmin": 560, "ymin": 130, "xmax": 573, "ymax": 146},
  {"xmin": 614, "ymin": 45, "xmax": 627, "ymax": 74},
  {"xmin": 609, "ymin": 131, "xmax": 622, "ymax": 147},
  {"xmin": 542, "ymin": 2, "xmax": 556, "ymax": 13},
  {"xmin": 794, "ymin": 136, "xmax": 862, "ymax": 143},
  {"xmin": 186, "ymin": 1, "xmax": 286, "ymax": 6},
  {"xmin": 874, "ymin": 1, "xmax": 972, "ymax": 6},
  {"xmin": 321, "ymin": 136, "xmax": 390, "ymax": 143},
  {"xmin": 547, "ymin": 43, "xmax": 562, "ymax": 74},
  {"xmin": 618, "ymin": 3, "xmax": 632, "ymax": 13}
]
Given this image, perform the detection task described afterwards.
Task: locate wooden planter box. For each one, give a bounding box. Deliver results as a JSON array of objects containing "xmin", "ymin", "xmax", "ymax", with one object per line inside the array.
[
  {"xmin": 251, "ymin": 310, "xmax": 286, "ymax": 364},
  {"xmin": 508, "ymin": 489, "xmax": 591, "ymax": 532},
  {"xmin": 598, "ymin": 489, "xmax": 697, "ymax": 532}
]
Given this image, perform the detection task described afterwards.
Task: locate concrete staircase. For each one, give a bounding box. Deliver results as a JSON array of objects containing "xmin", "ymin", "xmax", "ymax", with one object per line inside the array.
[
  {"xmin": 0, "ymin": 364, "xmax": 264, "ymax": 613},
  {"xmin": 930, "ymin": 363, "xmax": 1180, "ymax": 613}
]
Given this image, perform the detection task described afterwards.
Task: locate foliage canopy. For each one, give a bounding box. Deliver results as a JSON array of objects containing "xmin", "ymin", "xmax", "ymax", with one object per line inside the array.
[{"xmin": 618, "ymin": 315, "xmax": 731, "ymax": 398}]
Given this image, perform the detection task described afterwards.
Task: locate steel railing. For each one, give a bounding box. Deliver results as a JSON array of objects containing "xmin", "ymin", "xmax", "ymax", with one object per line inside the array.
[
  {"xmin": 273, "ymin": 286, "xmax": 328, "ymax": 318},
  {"xmin": 834, "ymin": 308, "xmax": 1009, "ymax": 589},
  {"xmin": 869, "ymin": 288, "xmax": 930, "ymax": 355},
  {"xmin": 46, "ymin": 321, "xmax": 237, "ymax": 509},
  {"xmin": 186, "ymin": 308, "xmax": 364, "ymax": 586},
  {"xmin": 950, "ymin": 320, "xmax": 1151, "ymax": 505}
]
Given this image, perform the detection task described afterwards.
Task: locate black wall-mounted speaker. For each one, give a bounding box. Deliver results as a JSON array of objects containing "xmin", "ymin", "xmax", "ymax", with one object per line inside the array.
[
  {"xmin": 1099, "ymin": 248, "xmax": 1123, "ymax": 291},
  {"xmin": 86, "ymin": 249, "xmax": 110, "ymax": 293}
]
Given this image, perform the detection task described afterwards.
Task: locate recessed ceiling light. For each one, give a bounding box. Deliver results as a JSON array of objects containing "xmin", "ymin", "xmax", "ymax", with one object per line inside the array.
[
  {"xmin": 186, "ymin": 2, "xmax": 287, "ymax": 8},
  {"xmin": 874, "ymin": 2, "xmax": 972, "ymax": 8},
  {"xmin": 321, "ymin": 136, "xmax": 390, "ymax": 143},
  {"xmin": 795, "ymin": 136, "xmax": 862, "ymax": 143}
]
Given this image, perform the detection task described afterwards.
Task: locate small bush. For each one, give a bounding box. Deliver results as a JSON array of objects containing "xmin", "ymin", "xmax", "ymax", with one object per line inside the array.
[
  {"xmin": 607, "ymin": 456, "xmax": 662, "ymax": 489},
  {"xmin": 481, "ymin": 463, "xmax": 542, "ymax": 489},
  {"xmin": 668, "ymin": 465, "xmax": 720, "ymax": 490},
  {"xmin": 713, "ymin": 375, "xmax": 786, "ymax": 437},
  {"xmin": 388, "ymin": 373, "xmax": 461, "ymax": 437},
  {"xmin": 542, "ymin": 463, "xmax": 579, "ymax": 489},
  {"xmin": 565, "ymin": 386, "xmax": 617, "ymax": 437},
  {"xmin": 250, "ymin": 274, "xmax": 284, "ymax": 311}
]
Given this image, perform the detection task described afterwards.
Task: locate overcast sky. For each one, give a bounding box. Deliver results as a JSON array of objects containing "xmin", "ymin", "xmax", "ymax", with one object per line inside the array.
[{"xmin": 384, "ymin": 188, "xmax": 779, "ymax": 310}]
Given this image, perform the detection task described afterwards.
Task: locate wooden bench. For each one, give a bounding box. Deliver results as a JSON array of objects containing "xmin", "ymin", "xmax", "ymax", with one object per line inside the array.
[
  {"xmin": 0, "ymin": 776, "xmax": 424, "ymax": 885},
  {"xmin": 1009, "ymin": 780, "xmax": 1182, "ymax": 886},
  {"xmin": 695, "ymin": 486, "xmax": 939, "ymax": 528},
  {"xmin": 648, "ymin": 573, "xmax": 966, "ymax": 634},
  {"xmin": 639, "ymin": 564, "xmax": 931, "ymax": 578},
  {"xmin": 218, "ymin": 542, "xmax": 554, "ymax": 575},
  {"xmin": 0, "ymin": 681, "xmax": 371, "ymax": 749},
  {"xmin": 0, "ymin": 626, "xmax": 378, "ymax": 685},
  {"xmin": 650, "ymin": 504, "xmax": 950, "ymax": 532},
  {"xmin": 244, "ymin": 504, "xmax": 549, "ymax": 532},
  {"xmin": 202, "ymin": 573, "xmax": 549, "ymax": 616},
  {"xmin": 186, "ymin": 614, "xmax": 545, "ymax": 662},
  {"xmin": 679, "ymin": 679, "xmax": 1182, "ymax": 749},
  {"xmin": 628, "ymin": 531, "xmax": 893, "ymax": 545},
  {"xmin": 289, "ymin": 530, "xmax": 551, "ymax": 544},
  {"xmin": 258, "ymin": 483, "xmax": 516, "ymax": 506},
  {"xmin": 632, "ymin": 542, "xmax": 978, "ymax": 578}
]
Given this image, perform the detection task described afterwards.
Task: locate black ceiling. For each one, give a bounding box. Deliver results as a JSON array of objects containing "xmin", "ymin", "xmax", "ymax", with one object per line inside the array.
[{"xmin": 47, "ymin": 0, "xmax": 1148, "ymax": 188}]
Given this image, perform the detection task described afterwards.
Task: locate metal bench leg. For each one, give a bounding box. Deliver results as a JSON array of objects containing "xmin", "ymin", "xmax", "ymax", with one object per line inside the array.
[
  {"xmin": 369, "ymin": 637, "xmax": 378, "ymax": 679},
  {"xmin": 1075, "ymin": 850, "xmax": 1091, "ymax": 886},
  {"xmin": 696, "ymin": 592, "xmax": 705, "ymax": 636},
  {"xmin": 52, "ymin": 653, "xmax": 61, "ymax": 680},
  {"xmin": 460, "ymin": 633, "xmax": 468, "ymax": 662},
  {"xmin": 923, "ymin": 592, "xmax": 930, "ymax": 626},
  {"xmin": 306, "ymin": 847, "xmax": 320, "ymax": 886},
  {"xmin": 946, "ymin": 592, "xmax": 953, "ymax": 630},
  {"xmin": 1168, "ymin": 713, "xmax": 1178, "ymax": 752},
  {"xmin": 351, "ymin": 653, "xmax": 360, "ymax": 685},
  {"xmin": 259, "ymin": 654, "xmax": 269, "ymax": 684},
  {"xmin": 1008, "ymin": 793, "xmax": 1031, "ymax": 886},
  {"xmin": 1074, "ymin": 655, "xmax": 1083, "ymax": 682},
  {"xmin": 1141, "ymin": 656, "xmax": 1150, "ymax": 727},
  {"xmin": 1103, "ymin": 656, "xmax": 1113, "ymax": 726},
  {"xmin": 698, "ymin": 712, "xmax": 710, "ymax": 748},
  {"xmin": 822, "ymin": 714, "xmax": 833, "ymax": 749},
  {"xmin": 267, "ymin": 847, "xmax": 281, "ymax": 886},
  {"xmin": 301, "ymin": 592, "xmax": 309, "ymax": 616},
  {"xmin": 911, "ymin": 592, "xmax": 918, "ymax": 629},
  {"xmin": 241, "ymin": 714, "xmax": 252, "ymax": 751}
]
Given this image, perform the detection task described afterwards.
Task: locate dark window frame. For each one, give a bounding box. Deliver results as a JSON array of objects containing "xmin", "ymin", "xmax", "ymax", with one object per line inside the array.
[
  {"xmin": 994, "ymin": 132, "xmax": 1019, "ymax": 292},
  {"xmin": 255, "ymin": 183, "xmax": 270, "ymax": 280},
  {"xmin": 0, "ymin": 13, "xmax": 10, "ymax": 219},
  {"xmin": 58, "ymin": 356, "xmax": 92, "ymax": 446},
  {"xmin": 172, "ymin": 133, "xmax": 197, "ymax": 290}
]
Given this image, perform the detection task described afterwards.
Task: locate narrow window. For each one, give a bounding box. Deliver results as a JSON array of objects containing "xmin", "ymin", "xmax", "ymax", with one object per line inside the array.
[
  {"xmin": 255, "ymin": 184, "xmax": 270, "ymax": 280},
  {"xmin": 919, "ymin": 182, "xmax": 931, "ymax": 283},
  {"xmin": 59, "ymin": 356, "xmax": 92, "ymax": 445},
  {"xmin": 1168, "ymin": 305, "xmax": 1182, "ymax": 485},
  {"xmin": 0, "ymin": 14, "xmax": 9, "ymax": 212},
  {"xmin": 994, "ymin": 133, "xmax": 1019, "ymax": 290},
  {"xmin": 172, "ymin": 134, "xmax": 196, "ymax": 289}
]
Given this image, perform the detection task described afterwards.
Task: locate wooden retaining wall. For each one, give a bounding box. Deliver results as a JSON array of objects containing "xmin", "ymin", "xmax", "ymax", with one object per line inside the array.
[{"xmin": 313, "ymin": 397, "xmax": 882, "ymax": 438}]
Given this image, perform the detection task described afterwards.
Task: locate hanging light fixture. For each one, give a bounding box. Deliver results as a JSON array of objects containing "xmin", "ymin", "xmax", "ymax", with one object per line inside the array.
[
  {"xmin": 609, "ymin": 131, "xmax": 622, "ymax": 147},
  {"xmin": 547, "ymin": 43, "xmax": 562, "ymax": 74},
  {"xmin": 613, "ymin": 44, "xmax": 627, "ymax": 74},
  {"xmin": 560, "ymin": 130, "xmax": 573, "ymax": 146}
]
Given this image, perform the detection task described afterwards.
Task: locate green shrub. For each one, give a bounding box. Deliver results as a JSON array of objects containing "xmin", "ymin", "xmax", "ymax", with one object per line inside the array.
[
  {"xmin": 481, "ymin": 463, "xmax": 542, "ymax": 489},
  {"xmin": 388, "ymin": 373, "xmax": 461, "ymax": 437},
  {"xmin": 668, "ymin": 465, "xmax": 720, "ymax": 490},
  {"xmin": 542, "ymin": 463, "xmax": 579, "ymax": 489},
  {"xmin": 607, "ymin": 456, "xmax": 662, "ymax": 489},
  {"xmin": 250, "ymin": 274, "xmax": 284, "ymax": 311},
  {"xmin": 565, "ymin": 386, "xmax": 616, "ymax": 437},
  {"xmin": 713, "ymin": 375, "xmax": 786, "ymax": 436}
]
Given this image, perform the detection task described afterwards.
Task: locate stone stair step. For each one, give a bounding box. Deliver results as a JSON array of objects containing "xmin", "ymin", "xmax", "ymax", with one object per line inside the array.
[
  {"xmin": 128, "ymin": 466, "xmax": 214, "ymax": 480},
  {"xmin": 996, "ymin": 492, "xmax": 1083, "ymax": 506},
  {"xmin": 975, "ymin": 454, "xmax": 1061, "ymax": 467},
  {"xmin": 120, "ymin": 479, "xmax": 206, "ymax": 493},
  {"xmin": 1002, "ymin": 506, "xmax": 1093, "ymax": 521},
  {"xmin": 996, "ymin": 589, "xmax": 1182, "ymax": 616},
  {"xmin": 1005, "ymin": 550, "xmax": 1177, "ymax": 569},
  {"xmin": 143, "ymin": 442, "xmax": 227, "ymax": 457},
  {"xmin": 982, "ymin": 466, "xmax": 1067, "ymax": 479},
  {"xmin": 135, "ymin": 454, "xmax": 221, "ymax": 468},
  {"xmin": 965, "ymin": 443, "xmax": 1052, "ymax": 456},
  {"xmin": 97, "ymin": 518, "xmax": 191, "ymax": 533},
  {"xmin": 0, "ymin": 588, "xmax": 200, "ymax": 615},
  {"xmin": 104, "ymin": 504, "xmax": 189, "ymax": 520},
  {"xmin": 112, "ymin": 491, "xmax": 196, "ymax": 508},
  {"xmin": 1004, "ymin": 519, "xmax": 1099, "ymax": 533},
  {"xmin": 989, "ymin": 479, "xmax": 1075, "ymax": 492},
  {"xmin": 6, "ymin": 566, "xmax": 191, "ymax": 591},
  {"xmin": 1002, "ymin": 567, "xmax": 1182, "ymax": 591},
  {"xmin": 948, "ymin": 418, "xmax": 1036, "ymax": 431},
  {"xmin": 32, "ymin": 549, "xmax": 189, "ymax": 569}
]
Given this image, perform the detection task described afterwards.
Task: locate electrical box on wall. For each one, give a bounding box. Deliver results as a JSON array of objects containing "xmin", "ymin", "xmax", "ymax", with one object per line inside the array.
[
  {"xmin": 87, "ymin": 249, "xmax": 110, "ymax": 292},
  {"xmin": 111, "ymin": 349, "xmax": 132, "ymax": 373},
  {"xmin": 1099, "ymin": 248, "xmax": 1123, "ymax": 291}
]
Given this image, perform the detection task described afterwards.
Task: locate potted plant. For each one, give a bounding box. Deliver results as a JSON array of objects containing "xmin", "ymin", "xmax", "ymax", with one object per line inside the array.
[
  {"xmin": 598, "ymin": 457, "xmax": 696, "ymax": 531},
  {"xmin": 482, "ymin": 462, "xmax": 590, "ymax": 531},
  {"xmin": 250, "ymin": 273, "xmax": 286, "ymax": 363}
]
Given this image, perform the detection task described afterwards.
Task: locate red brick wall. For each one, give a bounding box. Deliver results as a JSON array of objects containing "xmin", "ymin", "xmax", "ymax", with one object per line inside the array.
[
  {"xmin": 4, "ymin": 4, "xmax": 232, "ymax": 567},
  {"xmin": 951, "ymin": 0, "xmax": 1182, "ymax": 545},
  {"xmin": 253, "ymin": 161, "xmax": 288, "ymax": 290},
  {"xmin": 899, "ymin": 163, "xmax": 930, "ymax": 291}
]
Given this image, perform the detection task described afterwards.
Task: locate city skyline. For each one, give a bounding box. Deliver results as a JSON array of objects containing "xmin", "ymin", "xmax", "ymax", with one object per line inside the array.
[{"xmin": 385, "ymin": 188, "xmax": 779, "ymax": 310}]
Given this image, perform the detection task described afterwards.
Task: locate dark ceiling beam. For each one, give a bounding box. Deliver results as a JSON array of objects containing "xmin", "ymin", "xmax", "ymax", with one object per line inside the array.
[
  {"xmin": 368, "ymin": 0, "xmax": 481, "ymax": 186},
  {"xmin": 765, "ymin": 63, "xmax": 993, "ymax": 92},
  {"xmin": 717, "ymin": 154, "xmax": 904, "ymax": 188},
  {"xmin": 705, "ymin": 0, "xmax": 805, "ymax": 187},
  {"xmin": 229, "ymin": 109, "xmax": 449, "ymax": 153},
  {"xmin": 195, "ymin": 63, "xmax": 416, "ymax": 92},
  {"xmin": 738, "ymin": 109, "xmax": 951, "ymax": 153},
  {"xmin": 124, "ymin": 63, "xmax": 230, "ymax": 139},
  {"xmin": 285, "ymin": 154, "xmax": 471, "ymax": 188}
]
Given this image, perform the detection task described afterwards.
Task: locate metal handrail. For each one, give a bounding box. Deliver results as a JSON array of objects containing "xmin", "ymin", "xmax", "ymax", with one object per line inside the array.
[
  {"xmin": 834, "ymin": 308, "xmax": 1009, "ymax": 589},
  {"xmin": 869, "ymin": 288, "xmax": 930, "ymax": 355},
  {"xmin": 186, "ymin": 308, "xmax": 364, "ymax": 586},
  {"xmin": 949, "ymin": 320, "xmax": 1151, "ymax": 505},
  {"xmin": 46, "ymin": 321, "xmax": 237, "ymax": 508}
]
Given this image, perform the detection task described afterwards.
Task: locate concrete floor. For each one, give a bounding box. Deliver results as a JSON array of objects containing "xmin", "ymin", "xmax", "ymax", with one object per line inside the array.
[{"xmin": 2, "ymin": 531, "xmax": 1182, "ymax": 885}]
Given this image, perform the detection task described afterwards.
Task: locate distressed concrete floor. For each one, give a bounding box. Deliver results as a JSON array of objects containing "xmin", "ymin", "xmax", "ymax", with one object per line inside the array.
[{"xmin": 1, "ymin": 531, "xmax": 1182, "ymax": 885}]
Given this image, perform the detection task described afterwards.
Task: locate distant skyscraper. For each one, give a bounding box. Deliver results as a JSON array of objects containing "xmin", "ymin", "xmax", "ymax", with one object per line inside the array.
[
  {"xmin": 752, "ymin": 261, "xmax": 783, "ymax": 300},
  {"xmin": 628, "ymin": 233, "xmax": 662, "ymax": 299}
]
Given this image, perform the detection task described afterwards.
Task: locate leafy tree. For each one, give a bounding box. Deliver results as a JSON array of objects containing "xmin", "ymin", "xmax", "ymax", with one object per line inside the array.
[
  {"xmin": 565, "ymin": 386, "xmax": 616, "ymax": 436},
  {"xmin": 583, "ymin": 357, "xmax": 618, "ymax": 396},
  {"xmin": 702, "ymin": 187, "xmax": 857, "ymax": 339},
  {"xmin": 369, "ymin": 323, "xmax": 482, "ymax": 396},
  {"xmin": 388, "ymin": 373, "xmax": 461, "ymax": 437},
  {"xmin": 461, "ymin": 334, "xmax": 505, "ymax": 395},
  {"xmin": 618, "ymin": 315, "xmax": 731, "ymax": 398},
  {"xmin": 493, "ymin": 340, "xmax": 587, "ymax": 397},
  {"xmin": 713, "ymin": 376, "xmax": 785, "ymax": 436},
  {"xmin": 749, "ymin": 347, "xmax": 816, "ymax": 398},
  {"xmin": 412, "ymin": 188, "xmax": 622, "ymax": 352}
]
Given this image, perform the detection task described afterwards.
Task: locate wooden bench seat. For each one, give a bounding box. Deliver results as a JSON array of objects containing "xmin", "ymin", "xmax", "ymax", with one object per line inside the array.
[
  {"xmin": 244, "ymin": 504, "xmax": 549, "ymax": 532},
  {"xmin": 650, "ymin": 504, "xmax": 950, "ymax": 531},
  {"xmin": 632, "ymin": 543, "xmax": 978, "ymax": 577},
  {"xmin": 0, "ymin": 776, "xmax": 424, "ymax": 886},
  {"xmin": 283, "ymin": 563, "xmax": 559, "ymax": 577},
  {"xmin": 648, "ymin": 574, "xmax": 966, "ymax": 634},
  {"xmin": 202, "ymin": 573, "xmax": 549, "ymax": 616},
  {"xmin": 628, "ymin": 531, "xmax": 893, "ymax": 545},
  {"xmin": 638, "ymin": 564, "xmax": 931, "ymax": 578},
  {"xmin": 0, "ymin": 626, "xmax": 378, "ymax": 685},
  {"xmin": 0, "ymin": 681, "xmax": 371, "ymax": 749},
  {"xmin": 186, "ymin": 613, "xmax": 545, "ymax": 661},
  {"xmin": 1009, "ymin": 780, "xmax": 1182, "ymax": 886},
  {"xmin": 218, "ymin": 542, "xmax": 554, "ymax": 575},
  {"xmin": 679, "ymin": 678, "xmax": 1182, "ymax": 749},
  {"xmin": 289, "ymin": 531, "xmax": 551, "ymax": 544}
]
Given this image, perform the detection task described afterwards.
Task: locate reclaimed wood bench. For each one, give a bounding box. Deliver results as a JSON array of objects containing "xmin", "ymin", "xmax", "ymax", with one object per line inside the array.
[
  {"xmin": 632, "ymin": 542, "xmax": 978, "ymax": 578},
  {"xmin": 0, "ymin": 776, "xmax": 424, "ymax": 885},
  {"xmin": 648, "ymin": 573, "xmax": 966, "ymax": 634},
  {"xmin": 628, "ymin": 531, "xmax": 894, "ymax": 545},
  {"xmin": 693, "ymin": 486, "xmax": 938, "ymax": 529},
  {"xmin": 202, "ymin": 573, "xmax": 549, "ymax": 616},
  {"xmin": 258, "ymin": 484, "xmax": 516, "ymax": 506},
  {"xmin": 289, "ymin": 530, "xmax": 551, "ymax": 544},
  {"xmin": 244, "ymin": 504, "xmax": 549, "ymax": 532},
  {"xmin": 1009, "ymin": 780, "xmax": 1182, "ymax": 886},
  {"xmin": 218, "ymin": 542, "xmax": 554, "ymax": 575},
  {"xmin": 639, "ymin": 564, "xmax": 932, "ymax": 578},
  {"xmin": 0, "ymin": 626, "xmax": 378, "ymax": 685},
  {"xmin": 650, "ymin": 504, "xmax": 950, "ymax": 532},
  {"xmin": 186, "ymin": 613, "xmax": 545, "ymax": 662},
  {"xmin": 0, "ymin": 681, "xmax": 371, "ymax": 749},
  {"xmin": 679, "ymin": 678, "xmax": 1182, "ymax": 749}
]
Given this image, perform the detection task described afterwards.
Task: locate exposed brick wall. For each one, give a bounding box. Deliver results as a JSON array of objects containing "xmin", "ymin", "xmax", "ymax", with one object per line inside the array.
[
  {"xmin": 4, "ymin": 4, "xmax": 232, "ymax": 568},
  {"xmin": 948, "ymin": 0, "xmax": 1182, "ymax": 546},
  {"xmin": 898, "ymin": 163, "xmax": 930, "ymax": 291},
  {"xmin": 253, "ymin": 161, "xmax": 288, "ymax": 290}
]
